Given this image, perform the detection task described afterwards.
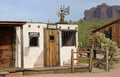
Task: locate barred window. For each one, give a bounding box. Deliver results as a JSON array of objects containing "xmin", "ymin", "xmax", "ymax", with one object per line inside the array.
[
  {"xmin": 29, "ymin": 37, "xmax": 39, "ymax": 46},
  {"xmin": 29, "ymin": 32, "xmax": 39, "ymax": 47},
  {"xmin": 62, "ymin": 31, "xmax": 76, "ymax": 46}
]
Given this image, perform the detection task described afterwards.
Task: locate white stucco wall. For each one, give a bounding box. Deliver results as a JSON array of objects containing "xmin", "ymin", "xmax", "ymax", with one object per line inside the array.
[
  {"xmin": 15, "ymin": 26, "xmax": 22, "ymax": 67},
  {"xmin": 57, "ymin": 24, "xmax": 78, "ymax": 66},
  {"xmin": 21, "ymin": 23, "xmax": 78, "ymax": 68},
  {"xmin": 23, "ymin": 22, "xmax": 47, "ymax": 68}
]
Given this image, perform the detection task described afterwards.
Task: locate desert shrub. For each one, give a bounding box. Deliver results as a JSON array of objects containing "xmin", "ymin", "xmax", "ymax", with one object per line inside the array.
[{"xmin": 95, "ymin": 32, "xmax": 119, "ymax": 60}]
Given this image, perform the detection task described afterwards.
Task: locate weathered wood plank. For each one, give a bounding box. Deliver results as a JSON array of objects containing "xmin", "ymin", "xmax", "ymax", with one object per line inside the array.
[
  {"xmin": 44, "ymin": 29, "xmax": 59, "ymax": 67},
  {"xmin": 89, "ymin": 49, "xmax": 93, "ymax": 72},
  {"xmin": 55, "ymin": 30, "xmax": 60, "ymax": 66},
  {"xmin": 0, "ymin": 27, "xmax": 15, "ymax": 68},
  {"xmin": 71, "ymin": 49, "xmax": 74, "ymax": 73}
]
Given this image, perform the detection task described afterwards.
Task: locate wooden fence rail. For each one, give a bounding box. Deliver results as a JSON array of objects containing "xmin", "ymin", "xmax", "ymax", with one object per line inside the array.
[{"xmin": 71, "ymin": 48, "xmax": 93, "ymax": 73}]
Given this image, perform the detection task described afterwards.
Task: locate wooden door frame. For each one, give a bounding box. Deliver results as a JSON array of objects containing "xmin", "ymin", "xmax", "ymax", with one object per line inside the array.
[{"xmin": 11, "ymin": 27, "xmax": 16, "ymax": 67}]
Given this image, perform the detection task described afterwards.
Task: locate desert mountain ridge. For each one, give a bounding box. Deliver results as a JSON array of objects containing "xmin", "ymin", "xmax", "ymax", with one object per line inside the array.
[{"xmin": 84, "ymin": 3, "xmax": 120, "ymax": 21}]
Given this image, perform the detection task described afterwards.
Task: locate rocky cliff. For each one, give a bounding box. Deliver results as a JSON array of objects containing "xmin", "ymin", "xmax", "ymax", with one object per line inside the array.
[{"xmin": 84, "ymin": 3, "xmax": 120, "ymax": 21}]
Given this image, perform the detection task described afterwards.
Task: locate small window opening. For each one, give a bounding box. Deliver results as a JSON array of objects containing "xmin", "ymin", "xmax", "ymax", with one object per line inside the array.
[
  {"xmin": 104, "ymin": 28, "xmax": 112, "ymax": 39},
  {"xmin": 28, "ymin": 25, "xmax": 31, "ymax": 28},
  {"xmin": 29, "ymin": 32, "xmax": 39, "ymax": 47},
  {"xmin": 29, "ymin": 37, "xmax": 39, "ymax": 46},
  {"xmin": 50, "ymin": 35, "xmax": 55, "ymax": 41}
]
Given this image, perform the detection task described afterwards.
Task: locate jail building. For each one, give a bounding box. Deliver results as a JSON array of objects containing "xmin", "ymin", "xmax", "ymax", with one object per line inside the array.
[{"xmin": 0, "ymin": 21, "xmax": 78, "ymax": 68}]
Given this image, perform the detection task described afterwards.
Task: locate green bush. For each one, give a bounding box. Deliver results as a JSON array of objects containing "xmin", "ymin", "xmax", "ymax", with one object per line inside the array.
[{"xmin": 95, "ymin": 32, "xmax": 119, "ymax": 60}]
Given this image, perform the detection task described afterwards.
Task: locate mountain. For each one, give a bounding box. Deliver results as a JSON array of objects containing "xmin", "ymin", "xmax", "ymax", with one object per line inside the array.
[{"xmin": 84, "ymin": 3, "xmax": 120, "ymax": 21}]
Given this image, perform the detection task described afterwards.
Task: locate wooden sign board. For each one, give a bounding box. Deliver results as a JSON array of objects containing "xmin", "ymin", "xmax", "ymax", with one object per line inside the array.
[
  {"xmin": 47, "ymin": 25, "xmax": 57, "ymax": 29},
  {"xmin": 29, "ymin": 32, "xmax": 40, "ymax": 37}
]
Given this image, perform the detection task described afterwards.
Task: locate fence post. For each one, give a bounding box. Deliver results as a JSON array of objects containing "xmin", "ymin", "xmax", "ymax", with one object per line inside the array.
[
  {"xmin": 106, "ymin": 47, "xmax": 109, "ymax": 71},
  {"xmin": 89, "ymin": 49, "xmax": 93, "ymax": 72},
  {"xmin": 71, "ymin": 49, "xmax": 74, "ymax": 73},
  {"xmin": 76, "ymin": 48, "xmax": 79, "ymax": 64}
]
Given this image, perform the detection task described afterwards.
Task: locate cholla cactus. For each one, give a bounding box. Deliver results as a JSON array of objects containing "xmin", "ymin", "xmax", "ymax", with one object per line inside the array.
[{"xmin": 95, "ymin": 32, "xmax": 119, "ymax": 60}]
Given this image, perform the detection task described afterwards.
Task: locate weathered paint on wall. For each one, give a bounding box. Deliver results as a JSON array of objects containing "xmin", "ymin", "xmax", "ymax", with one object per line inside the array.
[
  {"xmin": 23, "ymin": 23, "xmax": 47, "ymax": 68},
  {"xmin": 15, "ymin": 26, "xmax": 22, "ymax": 68},
  {"xmin": 0, "ymin": 21, "xmax": 78, "ymax": 68},
  {"xmin": 21, "ymin": 23, "xmax": 78, "ymax": 68},
  {"xmin": 57, "ymin": 24, "xmax": 78, "ymax": 66},
  {"xmin": 33, "ymin": 51, "xmax": 44, "ymax": 68}
]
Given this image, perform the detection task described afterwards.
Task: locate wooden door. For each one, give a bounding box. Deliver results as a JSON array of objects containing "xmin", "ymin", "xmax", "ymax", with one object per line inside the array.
[
  {"xmin": 0, "ymin": 27, "xmax": 15, "ymax": 68},
  {"xmin": 44, "ymin": 29, "xmax": 60, "ymax": 67}
]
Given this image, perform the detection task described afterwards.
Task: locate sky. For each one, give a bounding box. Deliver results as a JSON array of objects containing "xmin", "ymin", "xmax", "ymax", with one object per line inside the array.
[{"xmin": 0, "ymin": 0, "xmax": 120, "ymax": 23}]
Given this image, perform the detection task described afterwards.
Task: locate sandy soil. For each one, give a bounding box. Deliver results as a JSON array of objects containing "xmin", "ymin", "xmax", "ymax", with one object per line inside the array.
[
  {"xmin": 7, "ymin": 54, "xmax": 120, "ymax": 77},
  {"xmin": 10, "ymin": 61, "xmax": 120, "ymax": 77}
]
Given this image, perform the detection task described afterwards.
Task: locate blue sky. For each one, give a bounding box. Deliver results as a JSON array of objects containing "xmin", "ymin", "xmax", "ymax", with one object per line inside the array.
[{"xmin": 0, "ymin": 0, "xmax": 120, "ymax": 23}]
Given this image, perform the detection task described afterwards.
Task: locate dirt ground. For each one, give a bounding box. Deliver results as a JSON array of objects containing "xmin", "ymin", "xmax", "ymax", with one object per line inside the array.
[
  {"xmin": 6, "ymin": 54, "xmax": 120, "ymax": 77},
  {"xmin": 8, "ymin": 61, "xmax": 120, "ymax": 77}
]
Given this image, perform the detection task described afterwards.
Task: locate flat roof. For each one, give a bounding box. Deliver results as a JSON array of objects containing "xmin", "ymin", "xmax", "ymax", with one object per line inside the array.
[{"xmin": 0, "ymin": 21, "xmax": 26, "ymax": 26}]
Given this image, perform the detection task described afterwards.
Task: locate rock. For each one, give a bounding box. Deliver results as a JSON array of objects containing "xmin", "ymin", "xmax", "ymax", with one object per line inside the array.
[{"xmin": 84, "ymin": 3, "xmax": 120, "ymax": 21}]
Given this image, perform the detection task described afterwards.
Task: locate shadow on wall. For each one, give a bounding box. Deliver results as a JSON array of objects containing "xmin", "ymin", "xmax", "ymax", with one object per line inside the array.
[
  {"xmin": 34, "ymin": 51, "xmax": 44, "ymax": 68},
  {"xmin": 24, "ymin": 47, "xmax": 30, "ymax": 57},
  {"xmin": 63, "ymin": 59, "xmax": 71, "ymax": 66}
]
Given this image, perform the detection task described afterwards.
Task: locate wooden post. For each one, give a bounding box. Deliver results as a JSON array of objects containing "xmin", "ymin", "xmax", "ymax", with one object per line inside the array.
[
  {"xmin": 89, "ymin": 49, "xmax": 93, "ymax": 72},
  {"xmin": 20, "ymin": 26, "xmax": 24, "ymax": 68},
  {"xmin": 106, "ymin": 47, "xmax": 109, "ymax": 71},
  {"xmin": 80, "ymin": 42, "xmax": 82, "ymax": 47},
  {"xmin": 76, "ymin": 48, "xmax": 79, "ymax": 64},
  {"xmin": 71, "ymin": 49, "xmax": 74, "ymax": 73},
  {"xmin": 92, "ymin": 44, "xmax": 94, "ymax": 49}
]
